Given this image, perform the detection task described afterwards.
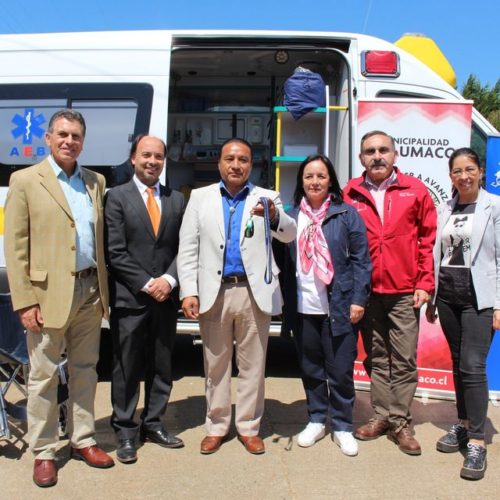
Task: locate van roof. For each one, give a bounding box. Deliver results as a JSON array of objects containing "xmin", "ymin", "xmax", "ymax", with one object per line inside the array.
[{"xmin": 0, "ymin": 29, "xmax": 389, "ymax": 50}]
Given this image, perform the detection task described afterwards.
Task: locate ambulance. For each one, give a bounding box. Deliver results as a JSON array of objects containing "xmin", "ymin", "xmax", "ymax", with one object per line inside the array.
[{"xmin": 0, "ymin": 29, "xmax": 498, "ymax": 332}]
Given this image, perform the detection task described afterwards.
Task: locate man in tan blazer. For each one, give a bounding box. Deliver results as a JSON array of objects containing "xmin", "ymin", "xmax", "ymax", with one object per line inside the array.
[
  {"xmin": 4, "ymin": 109, "xmax": 114, "ymax": 488},
  {"xmin": 178, "ymin": 138, "xmax": 296, "ymax": 455}
]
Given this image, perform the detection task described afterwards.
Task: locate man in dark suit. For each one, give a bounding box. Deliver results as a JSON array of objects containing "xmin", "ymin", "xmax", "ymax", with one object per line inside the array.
[{"xmin": 105, "ymin": 135, "xmax": 185, "ymax": 464}]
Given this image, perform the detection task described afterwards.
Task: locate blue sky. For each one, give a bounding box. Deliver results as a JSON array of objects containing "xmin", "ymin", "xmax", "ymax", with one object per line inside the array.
[{"xmin": 0, "ymin": 0, "xmax": 498, "ymax": 89}]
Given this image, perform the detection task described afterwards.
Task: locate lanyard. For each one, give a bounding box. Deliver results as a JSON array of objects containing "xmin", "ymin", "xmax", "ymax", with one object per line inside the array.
[{"xmin": 260, "ymin": 197, "xmax": 273, "ymax": 284}]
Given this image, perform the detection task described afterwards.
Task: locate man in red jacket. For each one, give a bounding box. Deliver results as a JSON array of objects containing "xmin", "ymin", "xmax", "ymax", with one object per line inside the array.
[{"xmin": 344, "ymin": 130, "xmax": 436, "ymax": 455}]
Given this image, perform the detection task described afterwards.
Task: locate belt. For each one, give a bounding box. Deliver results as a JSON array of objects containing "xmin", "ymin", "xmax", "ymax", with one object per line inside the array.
[
  {"xmin": 221, "ymin": 275, "xmax": 248, "ymax": 284},
  {"xmin": 73, "ymin": 268, "xmax": 96, "ymax": 279}
]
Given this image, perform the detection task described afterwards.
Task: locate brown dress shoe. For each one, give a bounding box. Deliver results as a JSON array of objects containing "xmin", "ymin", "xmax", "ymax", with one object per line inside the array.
[
  {"xmin": 389, "ymin": 426, "xmax": 422, "ymax": 455},
  {"xmin": 33, "ymin": 459, "xmax": 57, "ymax": 488},
  {"xmin": 200, "ymin": 435, "xmax": 227, "ymax": 454},
  {"xmin": 354, "ymin": 419, "xmax": 390, "ymax": 441},
  {"xmin": 238, "ymin": 435, "xmax": 265, "ymax": 454},
  {"xmin": 71, "ymin": 445, "xmax": 115, "ymax": 468}
]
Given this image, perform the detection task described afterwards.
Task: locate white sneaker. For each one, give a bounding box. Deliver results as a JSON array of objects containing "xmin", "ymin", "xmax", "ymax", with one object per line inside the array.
[
  {"xmin": 297, "ymin": 422, "xmax": 326, "ymax": 447},
  {"xmin": 333, "ymin": 431, "xmax": 359, "ymax": 456}
]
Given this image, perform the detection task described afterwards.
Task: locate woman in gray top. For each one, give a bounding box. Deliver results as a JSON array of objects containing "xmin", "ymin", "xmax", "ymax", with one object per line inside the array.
[{"xmin": 427, "ymin": 147, "xmax": 500, "ymax": 481}]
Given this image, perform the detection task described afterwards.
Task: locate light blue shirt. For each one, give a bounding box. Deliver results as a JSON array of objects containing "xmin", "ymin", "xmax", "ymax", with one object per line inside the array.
[{"xmin": 48, "ymin": 155, "xmax": 96, "ymax": 271}]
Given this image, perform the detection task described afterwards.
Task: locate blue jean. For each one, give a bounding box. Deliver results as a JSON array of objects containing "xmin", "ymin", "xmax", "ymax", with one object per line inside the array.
[
  {"xmin": 436, "ymin": 298, "xmax": 494, "ymax": 440},
  {"xmin": 294, "ymin": 314, "xmax": 357, "ymax": 431}
]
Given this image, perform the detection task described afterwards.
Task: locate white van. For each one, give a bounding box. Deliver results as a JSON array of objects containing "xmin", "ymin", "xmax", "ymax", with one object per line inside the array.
[{"xmin": 0, "ymin": 29, "xmax": 497, "ymax": 306}]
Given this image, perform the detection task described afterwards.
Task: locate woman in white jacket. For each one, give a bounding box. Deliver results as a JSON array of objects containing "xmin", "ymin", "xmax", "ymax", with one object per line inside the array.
[{"xmin": 427, "ymin": 147, "xmax": 500, "ymax": 481}]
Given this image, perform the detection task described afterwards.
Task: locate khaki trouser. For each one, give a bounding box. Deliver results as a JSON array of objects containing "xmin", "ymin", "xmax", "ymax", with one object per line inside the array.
[
  {"xmin": 360, "ymin": 293, "xmax": 419, "ymax": 429},
  {"xmin": 27, "ymin": 273, "xmax": 102, "ymax": 459},
  {"xmin": 199, "ymin": 282, "xmax": 270, "ymax": 437}
]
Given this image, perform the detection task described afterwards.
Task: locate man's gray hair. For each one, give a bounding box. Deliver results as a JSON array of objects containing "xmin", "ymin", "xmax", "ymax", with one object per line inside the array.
[
  {"xmin": 47, "ymin": 109, "xmax": 86, "ymax": 137},
  {"xmin": 360, "ymin": 130, "xmax": 396, "ymax": 151}
]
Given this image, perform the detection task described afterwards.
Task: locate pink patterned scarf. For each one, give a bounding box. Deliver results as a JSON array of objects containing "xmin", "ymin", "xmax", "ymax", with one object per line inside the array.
[{"xmin": 298, "ymin": 197, "xmax": 334, "ymax": 284}]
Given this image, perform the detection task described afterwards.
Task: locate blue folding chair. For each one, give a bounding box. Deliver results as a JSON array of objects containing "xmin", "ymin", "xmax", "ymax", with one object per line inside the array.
[
  {"xmin": 0, "ymin": 293, "xmax": 69, "ymax": 440},
  {"xmin": 0, "ymin": 293, "xmax": 29, "ymax": 439}
]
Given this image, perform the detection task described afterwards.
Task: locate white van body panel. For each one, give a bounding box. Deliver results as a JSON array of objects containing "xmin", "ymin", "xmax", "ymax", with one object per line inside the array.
[{"xmin": 0, "ymin": 29, "xmax": 496, "ymax": 270}]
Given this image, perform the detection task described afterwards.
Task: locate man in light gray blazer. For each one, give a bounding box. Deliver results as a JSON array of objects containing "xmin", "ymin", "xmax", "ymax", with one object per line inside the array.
[{"xmin": 178, "ymin": 138, "xmax": 296, "ymax": 455}]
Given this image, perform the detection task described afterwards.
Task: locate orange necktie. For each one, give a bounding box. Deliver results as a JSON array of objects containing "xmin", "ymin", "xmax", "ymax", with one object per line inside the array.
[{"xmin": 146, "ymin": 187, "xmax": 160, "ymax": 236}]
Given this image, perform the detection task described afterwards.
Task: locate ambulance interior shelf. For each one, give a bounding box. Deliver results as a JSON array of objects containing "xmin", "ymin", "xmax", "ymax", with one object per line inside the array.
[
  {"xmin": 167, "ymin": 111, "xmax": 270, "ymax": 163},
  {"xmin": 273, "ymin": 102, "xmax": 348, "ymax": 208},
  {"xmin": 166, "ymin": 110, "xmax": 271, "ymax": 193}
]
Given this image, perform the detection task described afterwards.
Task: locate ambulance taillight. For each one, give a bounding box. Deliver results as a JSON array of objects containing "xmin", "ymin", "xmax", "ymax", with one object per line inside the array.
[{"xmin": 361, "ymin": 51, "xmax": 400, "ymax": 77}]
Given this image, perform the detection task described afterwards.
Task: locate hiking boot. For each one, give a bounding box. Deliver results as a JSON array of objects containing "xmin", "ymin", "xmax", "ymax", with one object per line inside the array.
[{"xmin": 388, "ymin": 425, "xmax": 421, "ymax": 455}]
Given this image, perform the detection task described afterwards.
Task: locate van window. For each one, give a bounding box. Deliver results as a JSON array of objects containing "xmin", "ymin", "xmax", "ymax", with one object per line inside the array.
[
  {"xmin": 376, "ymin": 90, "xmax": 435, "ymax": 99},
  {"xmin": 0, "ymin": 99, "xmax": 66, "ymax": 166},
  {"xmin": 0, "ymin": 83, "xmax": 153, "ymax": 187},
  {"xmin": 471, "ymin": 122, "xmax": 487, "ymax": 167},
  {"xmin": 72, "ymin": 100, "xmax": 138, "ymax": 166}
]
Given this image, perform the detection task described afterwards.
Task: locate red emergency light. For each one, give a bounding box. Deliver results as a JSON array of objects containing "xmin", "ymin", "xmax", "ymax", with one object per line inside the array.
[{"xmin": 361, "ymin": 51, "xmax": 400, "ymax": 77}]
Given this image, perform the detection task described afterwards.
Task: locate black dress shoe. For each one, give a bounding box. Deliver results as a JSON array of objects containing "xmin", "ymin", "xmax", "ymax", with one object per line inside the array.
[
  {"xmin": 140, "ymin": 428, "xmax": 184, "ymax": 448},
  {"xmin": 117, "ymin": 439, "xmax": 137, "ymax": 464}
]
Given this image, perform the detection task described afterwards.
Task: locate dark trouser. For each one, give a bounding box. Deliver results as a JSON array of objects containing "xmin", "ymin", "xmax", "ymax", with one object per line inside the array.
[
  {"xmin": 110, "ymin": 300, "xmax": 177, "ymax": 439},
  {"xmin": 294, "ymin": 314, "xmax": 357, "ymax": 432},
  {"xmin": 360, "ymin": 293, "xmax": 419, "ymax": 429},
  {"xmin": 436, "ymin": 298, "xmax": 494, "ymax": 440}
]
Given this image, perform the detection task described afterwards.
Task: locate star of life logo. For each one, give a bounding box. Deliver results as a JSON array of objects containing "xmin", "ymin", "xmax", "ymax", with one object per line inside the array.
[
  {"xmin": 491, "ymin": 168, "xmax": 500, "ymax": 189},
  {"xmin": 10, "ymin": 108, "xmax": 47, "ymax": 157}
]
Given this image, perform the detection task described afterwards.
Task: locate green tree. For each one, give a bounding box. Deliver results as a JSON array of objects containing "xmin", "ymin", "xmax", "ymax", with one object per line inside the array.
[{"xmin": 461, "ymin": 75, "xmax": 500, "ymax": 131}]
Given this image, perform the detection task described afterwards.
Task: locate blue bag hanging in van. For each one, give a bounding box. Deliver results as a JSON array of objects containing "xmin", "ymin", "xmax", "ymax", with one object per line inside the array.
[{"xmin": 284, "ymin": 67, "xmax": 326, "ymax": 120}]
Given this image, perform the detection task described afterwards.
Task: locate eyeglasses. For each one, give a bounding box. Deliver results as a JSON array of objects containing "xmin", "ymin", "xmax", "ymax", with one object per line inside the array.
[
  {"xmin": 450, "ymin": 167, "xmax": 479, "ymax": 177},
  {"xmin": 361, "ymin": 146, "xmax": 393, "ymax": 156}
]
